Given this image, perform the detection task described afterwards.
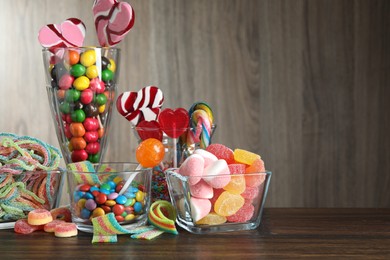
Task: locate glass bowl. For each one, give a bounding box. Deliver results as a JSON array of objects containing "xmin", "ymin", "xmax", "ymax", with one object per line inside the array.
[
  {"xmin": 66, "ymin": 162, "xmax": 152, "ymax": 233},
  {"xmin": 165, "ymin": 169, "xmax": 271, "ymax": 234},
  {"xmin": 0, "ymin": 169, "xmax": 65, "ymax": 229}
]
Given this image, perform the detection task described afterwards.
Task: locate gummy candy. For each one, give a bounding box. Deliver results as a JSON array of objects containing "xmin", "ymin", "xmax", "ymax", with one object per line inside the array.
[
  {"xmin": 214, "ymin": 191, "xmax": 244, "ymax": 216},
  {"xmin": 233, "ymin": 149, "xmax": 261, "ymax": 165},
  {"xmin": 245, "ymin": 158, "xmax": 266, "ymax": 187},
  {"xmin": 223, "ymin": 175, "xmax": 246, "ymax": 195},
  {"xmin": 241, "ymin": 186, "xmax": 260, "ymax": 202},
  {"xmin": 14, "ymin": 219, "xmax": 43, "ymax": 234},
  {"xmin": 206, "ymin": 144, "xmax": 235, "ymax": 164},
  {"xmin": 196, "ymin": 212, "xmax": 227, "ymax": 225},
  {"xmin": 226, "ymin": 202, "xmax": 254, "ymax": 223},
  {"xmin": 228, "ymin": 163, "xmax": 246, "ymax": 174}
]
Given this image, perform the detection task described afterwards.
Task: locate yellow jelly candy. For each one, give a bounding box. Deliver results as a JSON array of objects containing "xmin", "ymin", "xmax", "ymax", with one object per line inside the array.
[
  {"xmin": 214, "ymin": 191, "xmax": 245, "ymax": 216},
  {"xmin": 196, "ymin": 212, "xmax": 227, "ymax": 225},
  {"xmin": 223, "ymin": 175, "xmax": 246, "ymax": 194},
  {"xmin": 233, "ymin": 149, "xmax": 261, "ymax": 165}
]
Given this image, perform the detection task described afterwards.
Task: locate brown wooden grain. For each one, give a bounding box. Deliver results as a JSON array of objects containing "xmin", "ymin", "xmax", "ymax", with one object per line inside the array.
[
  {"xmin": 0, "ymin": 0, "xmax": 389, "ymax": 207},
  {"xmin": 1, "ymin": 208, "xmax": 389, "ymax": 259}
]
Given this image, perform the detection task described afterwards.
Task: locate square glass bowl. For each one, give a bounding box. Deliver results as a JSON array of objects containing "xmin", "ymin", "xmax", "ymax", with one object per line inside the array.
[
  {"xmin": 165, "ymin": 169, "xmax": 271, "ymax": 234},
  {"xmin": 67, "ymin": 163, "xmax": 152, "ymax": 233},
  {"xmin": 0, "ymin": 170, "xmax": 65, "ymax": 229}
]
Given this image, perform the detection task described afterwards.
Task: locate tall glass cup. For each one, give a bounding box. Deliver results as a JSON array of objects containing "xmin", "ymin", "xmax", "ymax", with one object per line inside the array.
[{"xmin": 43, "ymin": 47, "xmax": 120, "ymax": 164}]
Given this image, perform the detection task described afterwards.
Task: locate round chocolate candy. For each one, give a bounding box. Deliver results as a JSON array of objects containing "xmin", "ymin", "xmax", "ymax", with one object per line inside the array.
[
  {"xmin": 71, "ymin": 109, "xmax": 86, "ymax": 123},
  {"xmin": 70, "ymin": 64, "xmax": 86, "ymax": 77},
  {"xmin": 83, "ymin": 103, "xmax": 99, "ymax": 117}
]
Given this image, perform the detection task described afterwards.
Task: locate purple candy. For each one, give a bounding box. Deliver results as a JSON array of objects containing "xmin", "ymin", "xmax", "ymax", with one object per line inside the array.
[
  {"xmin": 108, "ymin": 192, "xmax": 119, "ymax": 200},
  {"xmin": 85, "ymin": 199, "xmax": 97, "ymax": 210}
]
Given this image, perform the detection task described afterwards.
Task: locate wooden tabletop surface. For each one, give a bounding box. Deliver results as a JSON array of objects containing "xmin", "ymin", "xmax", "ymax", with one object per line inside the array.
[{"xmin": 1, "ymin": 208, "xmax": 389, "ymax": 259}]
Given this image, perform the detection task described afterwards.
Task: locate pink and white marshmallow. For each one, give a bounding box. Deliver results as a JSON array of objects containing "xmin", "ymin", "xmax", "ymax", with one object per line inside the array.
[
  {"xmin": 178, "ymin": 154, "xmax": 204, "ymax": 185},
  {"xmin": 189, "ymin": 179, "xmax": 213, "ymax": 199},
  {"xmin": 193, "ymin": 149, "xmax": 218, "ymax": 168},
  {"xmin": 203, "ymin": 159, "xmax": 231, "ymax": 189}
]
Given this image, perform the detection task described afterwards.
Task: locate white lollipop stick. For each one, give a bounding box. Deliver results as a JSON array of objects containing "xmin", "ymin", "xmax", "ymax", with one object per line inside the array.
[{"xmin": 118, "ymin": 164, "xmax": 142, "ymax": 195}]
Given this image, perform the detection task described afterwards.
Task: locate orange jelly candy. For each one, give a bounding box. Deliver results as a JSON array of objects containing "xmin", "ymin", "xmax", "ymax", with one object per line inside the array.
[
  {"xmin": 233, "ymin": 149, "xmax": 261, "ymax": 165},
  {"xmin": 196, "ymin": 212, "xmax": 227, "ymax": 225},
  {"xmin": 245, "ymin": 158, "xmax": 266, "ymax": 187},
  {"xmin": 214, "ymin": 191, "xmax": 245, "ymax": 217},
  {"xmin": 223, "ymin": 175, "xmax": 246, "ymax": 194}
]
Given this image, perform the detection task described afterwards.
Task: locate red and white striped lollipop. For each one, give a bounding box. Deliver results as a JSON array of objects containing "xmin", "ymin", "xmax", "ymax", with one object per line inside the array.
[
  {"xmin": 38, "ymin": 18, "xmax": 86, "ymax": 49},
  {"xmin": 93, "ymin": 0, "xmax": 135, "ymax": 47},
  {"xmin": 116, "ymin": 86, "xmax": 164, "ymax": 126}
]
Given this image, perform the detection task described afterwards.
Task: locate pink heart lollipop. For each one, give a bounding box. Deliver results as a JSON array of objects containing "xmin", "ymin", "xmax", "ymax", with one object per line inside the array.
[
  {"xmin": 38, "ymin": 18, "xmax": 86, "ymax": 49},
  {"xmin": 116, "ymin": 86, "xmax": 164, "ymax": 126},
  {"xmin": 158, "ymin": 108, "xmax": 190, "ymax": 139},
  {"xmin": 93, "ymin": 0, "xmax": 135, "ymax": 47}
]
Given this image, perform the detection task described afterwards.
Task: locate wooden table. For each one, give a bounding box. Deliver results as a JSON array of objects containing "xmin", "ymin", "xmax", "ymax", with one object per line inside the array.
[{"xmin": 1, "ymin": 208, "xmax": 389, "ymax": 259}]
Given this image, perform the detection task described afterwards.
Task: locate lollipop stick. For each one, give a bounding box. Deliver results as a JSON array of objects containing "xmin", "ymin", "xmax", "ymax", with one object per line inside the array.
[
  {"xmin": 173, "ymin": 137, "xmax": 177, "ymax": 168},
  {"xmin": 118, "ymin": 164, "xmax": 142, "ymax": 195}
]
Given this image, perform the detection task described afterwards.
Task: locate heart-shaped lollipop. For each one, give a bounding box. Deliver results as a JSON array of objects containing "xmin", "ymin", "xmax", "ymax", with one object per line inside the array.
[
  {"xmin": 38, "ymin": 18, "xmax": 86, "ymax": 49},
  {"xmin": 93, "ymin": 0, "xmax": 135, "ymax": 47},
  {"xmin": 136, "ymin": 120, "xmax": 163, "ymax": 141},
  {"xmin": 158, "ymin": 108, "xmax": 190, "ymax": 138},
  {"xmin": 116, "ymin": 86, "xmax": 164, "ymax": 126}
]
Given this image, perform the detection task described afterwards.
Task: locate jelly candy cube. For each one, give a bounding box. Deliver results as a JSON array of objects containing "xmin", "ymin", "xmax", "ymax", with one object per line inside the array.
[
  {"xmin": 233, "ymin": 148, "xmax": 261, "ymax": 165},
  {"xmin": 245, "ymin": 158, "xmax": 266, "ymax": 187},
  {"xmin": 223, "ymin": 175, "xmax": 246, "ymax": 194},
  {"xmin": 214, "ymin": 191, "xmax": 245, "ymax": 216},
  {"xmin": 206, "ymin": 144, "xmax": 235, "ymax": 164},
  {"xmin": 196, "ymin": 212, "xmax": 227, "ymax": 225},
  {"xmin": 226, "ymin": 202, "xmax": 254, "ymax": 223}
]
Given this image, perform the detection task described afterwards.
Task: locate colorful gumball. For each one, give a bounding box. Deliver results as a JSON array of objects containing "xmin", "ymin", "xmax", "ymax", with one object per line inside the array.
[{"xmin": 136, "ymin": 138, "xmax": 165, "ymax": 168}]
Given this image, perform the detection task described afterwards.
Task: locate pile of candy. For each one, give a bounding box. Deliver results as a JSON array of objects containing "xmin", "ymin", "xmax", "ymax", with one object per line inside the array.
[
  {"xmin": 72, "ymin": 177, "xmax": 147, "ymax": 223},
  {"xmin": 47, "ymin": 48, "xmax": 117, "ymax": 163},
  {"xmin": 14, "ymin": 207, "xmax": 77, "ymax": 237},
  {"xmin": 0, "ymin": 133, "xmax": 63, "ymax": 222},
  {"xmin": 176, "ymin": 143, "xmax": 267, "ymax": 225},
  {"xmin": 39, "ymin": 0, "xmax": 136, "ymax": 164}
]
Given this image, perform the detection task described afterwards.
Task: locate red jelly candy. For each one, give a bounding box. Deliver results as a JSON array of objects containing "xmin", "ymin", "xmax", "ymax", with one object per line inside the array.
[
  {"xmin": 226, "ymin": 202, "xmax": 254, "ymax": 223},
  {"xmin": 245, "ymin": 159, "xmax": 266, "ymax": 187},
  {"xmin": 14, "ymin": 219, "xmax": 42, "ymax": 234},
  {"xmin": 241, "ymin": 186, "xmax": 260, "ymax": 202},
  {"xmin": 206, "ymin": 144, "xmax": 235, "ymax": 164},
  {"xmin": 228, "ymin": 164, "xmax": 246, "ymax": 174}
]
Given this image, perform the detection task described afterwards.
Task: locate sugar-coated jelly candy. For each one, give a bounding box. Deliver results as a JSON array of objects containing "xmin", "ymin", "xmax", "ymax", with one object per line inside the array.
[
  {"xmin": 196, "ymin": 212, "xmax": 227, "ymax": 225},
  {"xmin": 233, "ymin": 149, "xmax": 261, "ymax": 165},
  {"xmin": 245, "ymin": 158, "xmax": 266, "ymax": 187},
  {"xmin": 136, "ymin": 138, "xmax": 165, "ymax": 168},
  {"xmin": 206, "ymin": 144, "xmax": 235, "ymax": 164},
  {"xmin": 223, "ymin": 175, "xmax": 246, "ymax": 195},
  {"xmin": 214, "ymin": 191, "xmax": 244, "ymax": 217},
  {"xmin": 226, "ymin": 202, "xmax": 254, "ymax": 223}
]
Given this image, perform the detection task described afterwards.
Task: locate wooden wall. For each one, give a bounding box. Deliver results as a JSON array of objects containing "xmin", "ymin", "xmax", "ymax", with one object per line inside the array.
[{"xmin": 0, "ymin": 0, "xmax": 388, "ymax": 207}]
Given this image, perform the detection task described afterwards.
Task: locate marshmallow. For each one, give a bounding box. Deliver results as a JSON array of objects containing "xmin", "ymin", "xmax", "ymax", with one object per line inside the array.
[
  {"xmin": 203, "ymin": 159, "xmax": 231, "ymax": 189},
  {"xmin": 190, "ymin": 179, "xmax": 214, "ymax": 199},
  {"xmin": 178, "ymin": 154, "xmax": 204, "ymax": 185},
  {"xmin": 193, "ymin": 149, "xmax": 218, "ymax": 168},
  {"xmin": 190, "ymin": 197, "xmax": 211, "ymax": 222}
]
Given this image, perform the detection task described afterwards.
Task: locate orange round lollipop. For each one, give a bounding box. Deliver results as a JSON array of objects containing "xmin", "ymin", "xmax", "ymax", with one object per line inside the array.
[{"xmin": 136, "ymin": 138, "xmax": 165, "ymax": 168}]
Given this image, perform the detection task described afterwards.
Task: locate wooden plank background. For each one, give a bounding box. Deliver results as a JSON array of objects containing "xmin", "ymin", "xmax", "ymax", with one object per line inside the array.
[{"xmin": 0, "ymin": 0, "xmax": 388, "ymax": 207}]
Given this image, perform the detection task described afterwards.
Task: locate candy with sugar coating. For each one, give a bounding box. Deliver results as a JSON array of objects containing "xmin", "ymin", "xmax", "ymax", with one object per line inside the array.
[
  {"xmin": 190, "ymin": 179, "xmax": 214, "ymax": 199},
  {"xmin": 178, "ymin": 154, "xmax": 204, "ymax": 185},
  {"xmin": 226, "ymin": 202, "xmax": 254, "ymax": 222},
  {"xmin": 44, "ymin": 220, "xmax": 66, "ymax": 233},
  {"xmin": 14, "ymin": 219, "xmax": 43, "ymax": 234},
  {"xmin": 54, "ymin": 222, "xmax": 78, "ymax": 237},
  {"xmin": 214, "ymin": 191, "xmax": 244, "ymax": 217},
  {"xmin": 245, "ymin": 158, "xmax": 266, "ymax": 187},
  {"xmin": 28, "ymin": 209, "xmax": 53, "ymax": 226},
  {"xmin": 234, "ymin": 148, "xmax": 261, "ymax": 165},
  {"xmin": 193, "ymin": 149, "xmax": 218, "ymax": 168},
  {"xmin": 203, "ymin": 159, "xmax": 231, "ymax": 189},
  {"xmin": 190, "ymin": 197, "xmax": 211, "ymax": 222},
  {"xmin": 223, "ymin": 174, "xmax": 246, "ymax": 195},
  {"xmin": 196, "ymin": 212, "xmax": 227, "ymax": 225},
  {"xmin": 206, "ymin": 143, "xmax": 235, "ymax": 164}
]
